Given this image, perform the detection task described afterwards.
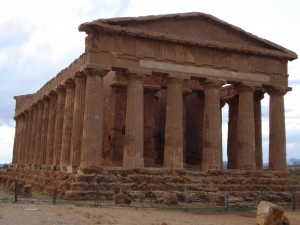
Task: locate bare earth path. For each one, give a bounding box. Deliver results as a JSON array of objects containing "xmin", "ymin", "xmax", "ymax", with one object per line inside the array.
[{"xmin": 0, "ymin": 189, "xmax": 299, "ymax": 225}]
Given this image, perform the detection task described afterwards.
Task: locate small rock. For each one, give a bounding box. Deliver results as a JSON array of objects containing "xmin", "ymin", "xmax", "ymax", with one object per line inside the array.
[
  {"xmin": 256, "ymin": 201, "xmax": 285, "ymax": 225},
  {"xmin": 114, "ymin": 193, "xmax": 131, "ymax": 205},
  {"xmin": 163, "ymin": 193, "xmax": 178, "ymax": 205}
]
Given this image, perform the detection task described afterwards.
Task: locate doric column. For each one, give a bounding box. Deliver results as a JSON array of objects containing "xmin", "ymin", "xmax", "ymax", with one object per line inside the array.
[
  {"xmin": 12, "ymin": 115, "xmax": 21, "ymax": 165},
  {"xmin": 60, "ymin": 79, "xmax": 75, "ymax": 170},
  {"xmin": 45, "ymin": 92, "xmax": 57, "ymax": 165},
  {"xmin": 236, "ymin": 84, "xmax": 256, "ymax": 170},
  {"xmin": 24, "ymin": 108, "xmax": 34, "ymax": 165},
  {"xmin": 53, "ymin": 86, "xmax": 66, "ymax": 167},
  {"xmin": 202, "ymin": 80, "xmax": 223, "ymax": 171},
  {"xmin": 144, "ymin": 88, "xmax": 159, "ymax": 167},
  {"xmin": 29, "ymin": 104, "xmax": 38, "ymax": 165},
  {"xmin": 226, "ymin": 95, "xmax": 239, "ymax": 169},
  {"xmin": 267, "ymin": 87, "xmax": 288, "ymax": 171},
  {"xmin": 123, "ymin": 74, "xmax": 145, "ymax": 168},
  {"xmin": 12, "ymin": 116, "xmax": 19, "ymax": 165},
  {"xmin": 16, "ymin": 114, "xmax": 25, "ymax": 166},
  {"xmin": 39, "ymin": 96, "xmax": 50, "ymax": 165},
  {"xmin": 80, "ymin": 69, "xmax": 107, "ymax": 169},
  {"xmin": 22, "ymin": 110, "xmax": 30, "ymax": 165},
  {"xmin": 254, "ymin": 91, "xmax": 264, "ymax": 170},
  {"xmin": 70, "ymin": 73, "xmax": 86, "ymax": 172},
  {"xmin": 34, "ymin": 100, "xmax": 44, "ymax": 166},
  {"xmin": 164, "ymin": 78, "xmax": 184, "ymax": 168}
]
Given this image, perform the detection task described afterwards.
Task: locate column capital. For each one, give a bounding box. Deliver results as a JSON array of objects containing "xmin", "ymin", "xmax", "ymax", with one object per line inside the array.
[
  {"xmin": 48, "ymin": 90, "xmax": 58, "ymax": 100},
  {"xmin": 42, "ymin": 95, "xmax": 50, "ymax": 103},
  {"xmin": 55, "ymin": 85, "xmax": 66, "ymax": 94},
  {"xmin": 83, "ymin": 68, "xmax": 108, "ymax": 77},
  {"xmin": 31, "ymin": 103, "xmax": 38, "ymax": 110},
  {"xmin": 266, "ymin": 86, "xmax": 291, "ymax": 96},
  {"xmin": 63, "ymin": 79, "xmax": 75, "ymax": 89},
  {"xmin": 74, "ymin": 72, "xmax": 87, "ymax": 83},
  {"xmin": 36, "ymin": 99, "xmax": 44, "ymax": 106},
  {"xmin": 202, "ymin": 79, "xmax": 225, "ymax": 89}
]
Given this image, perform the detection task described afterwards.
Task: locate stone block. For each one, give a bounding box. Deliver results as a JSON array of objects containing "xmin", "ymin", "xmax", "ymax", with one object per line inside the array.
[{"xmin": 256, "ymin": 201, "xmax": 285, "ymax": 225}]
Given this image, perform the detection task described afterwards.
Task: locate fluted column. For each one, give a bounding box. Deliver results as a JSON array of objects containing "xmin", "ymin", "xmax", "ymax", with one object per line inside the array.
[
  {"xmin": 267, "ymin": 87, "xmax": 288, "ymax": 171},
  {"xmin": 19, "ymin": 114, "xmax": 28, "ymax": 165},
  {"xmin": 202, "ymin": 80, "xmax": 223, "ymax": 171},
  {"xmin": 45, "ymin": 92, "xmax": 57, "ymax": 165},
  {"xmin": 80, "ymin": 69, "xmax": 107, "ymax": 169},
  {"xmin": 21, "ymin": 110, "xmax": 30, "ymax": 165},
  {"xmin": 34, "ymin": 100, "xmax": 44, "ymax": 166},
  {"xmin": 164, "ymin": 78, "xmax": 184, "ymax": 168},
  {"xmin": 29, "ymin": 104, "xmax": 38, "ymax": 165},
  {"xmin": 122, "ymin": 74, "xmax": 145, "ymax": 168},
  {"xmin": 13, "ymin": 115, "xmax": 23, "ymax": 165},
  {"xmin": 39, "ymin": 97, "xmax": 50, "ymax": 165},
  {"xmin": 60, "ymin": 80, "xmax": 75, "ymax": 170},
  {"xmin": 226, "ymin": 96, "xmax": 239, "ymax": 169},
  {"xmin": 70, "ymin": 74, "xmax": 86, "ymax": 171},
  {"xmin": 254, "ymin": 91, "xmax": 264, "ymax": 170},
  {"xmin": 12, "ymin": 115, "xmax": 20, "ymax": 165},
  {"xmin": 24, "ymin": 108, "xmax": 34, "ymax": 165},
  {"xmin": 53, "ymin": 86, "xmax": 66, "ymax": 167},
  {"xmin": 236, "ymin": 84, "xmax": 256, "ymax": 170}
]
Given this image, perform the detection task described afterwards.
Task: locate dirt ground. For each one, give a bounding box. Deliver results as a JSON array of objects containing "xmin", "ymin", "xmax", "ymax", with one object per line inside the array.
[{"xmin": 0, "ymin": 189, "xmax": 300, "ymax": 225}]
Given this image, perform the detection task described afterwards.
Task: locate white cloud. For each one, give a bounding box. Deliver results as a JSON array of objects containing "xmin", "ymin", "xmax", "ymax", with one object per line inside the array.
[{"xmin": 0, "ymin": 122, "xmax": 15, "ymax": 164}]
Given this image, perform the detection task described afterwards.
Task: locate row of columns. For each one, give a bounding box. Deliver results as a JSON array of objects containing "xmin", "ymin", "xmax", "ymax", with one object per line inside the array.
[
  {"xmin": 12, "ymin": 72, "xmax": 288, "ymax": 171},
  {"xmin": 12, "ymin": 69, "xmax": 106, "ymax": 171}
]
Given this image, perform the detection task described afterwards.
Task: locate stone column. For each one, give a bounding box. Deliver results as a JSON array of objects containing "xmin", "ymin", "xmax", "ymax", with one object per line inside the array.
[
  {"xmin": 60, "ymin": 80, "xmax": 75, "ymax": 170},
  {"xmin": 45, "ymin": 92, "xmax": 57, "ymax": 165},
  {"xmin": 39, "ymin": 96, "xmax": 50, "ymax": 165},
  {"xmin": 53, "ymin": 86, "xmax": 66, "ymax": 167},
  {"xmin": 29, "ymin": 104, "xmax": 38, "ymax": 165},
  {"xmin": 70, "ymin": 73, "xmax": 86, "ymax": 172},
  {"xmin": 12, "ymin": 116, "xmax": 20, "ymax": 165},
  {"xmin": 164, "ymin": 78, "xmax": 184, "ymax": 169},
  {"xmin": 16, "ymin": 114, "xmax": 26, "ymax": 166},
  {"xmin": 267, "ymin": 87, "xmax": 288, "ymax": 171},
  {"xmin": 24, "ymin": 108, "xmax": 34, "ymax": 165},
  {"xmin": 22, "ymin": 110, "xmax": 30, "ymax": 165},
  {"xmin": 254, "ymin": 91, "xmax": 264, "ymax": 170},
  {"xmin": 34, "ymin": 100, "xmax": 44, "ymax": 166},
  {"xmin": 202, "ymin": 80, "xmax": 223, "ymax": 171},
  {"xmin": 12, "ymin": 115, "xmax": 22, "ymax": 165},
  {"xmin": 144, "ymin": 88, "xmax": 159, "ymax": 167},
  {"xmin": 80, "ymin": 69, "xmax": 107, "ymax": 169},
  {"xmin": 123, "ymin": 74, "xmax": 145, "ymax": 168},
  {"xmin": 226, "ymin": 96, "xmax": 239, "ymax": 169},
  {"xmin": 236, "ymin": 84, "xmax": 256, "ymax": 170}
]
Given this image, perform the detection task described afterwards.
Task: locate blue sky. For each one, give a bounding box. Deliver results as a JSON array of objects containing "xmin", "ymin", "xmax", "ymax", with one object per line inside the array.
[{"xmin": 1, "ymin": 0, "xmax": 300, "ymax": 164}]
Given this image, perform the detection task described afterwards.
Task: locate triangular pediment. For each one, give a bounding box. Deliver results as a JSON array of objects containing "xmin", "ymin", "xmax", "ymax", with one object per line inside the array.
[{"xmin": 79, "ymin": 12, "xmax": 297, "ymax": 60}]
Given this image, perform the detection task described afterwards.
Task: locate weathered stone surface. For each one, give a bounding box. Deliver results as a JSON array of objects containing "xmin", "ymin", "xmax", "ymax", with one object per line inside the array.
[
  {"xmin": 256, "ymin": 201, "xmax": 285, "ymax": 225},
  {"xmin": 114, "ymin": 193, "xmax": 131, "ymax": 205},
  {"xmin": 163, "ymin": 193, "xmax": 178, "ymax": 205}
]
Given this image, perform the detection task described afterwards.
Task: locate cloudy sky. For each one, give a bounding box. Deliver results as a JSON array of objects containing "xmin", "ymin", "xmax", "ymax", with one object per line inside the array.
[{"xmin": 1, "ymin": 0, "xmax": 299, "ymax": 164}]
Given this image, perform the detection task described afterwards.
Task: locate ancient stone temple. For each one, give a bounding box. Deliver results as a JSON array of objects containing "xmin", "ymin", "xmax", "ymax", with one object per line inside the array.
[
  {"xmin": 0, "ymin": 13, "xmax": 300, "ymax": 201},
  {"xmin": 5, "ymin": 13, "xmax": 300, "ymax": 201}
]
